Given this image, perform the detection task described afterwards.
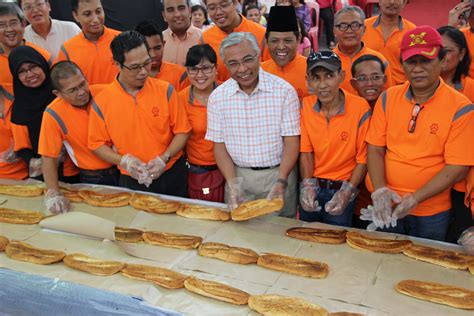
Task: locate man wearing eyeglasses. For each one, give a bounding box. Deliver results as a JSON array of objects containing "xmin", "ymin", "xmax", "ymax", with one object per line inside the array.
[
  {"xmin": 364, "ymin": 26, "xmax": 474, "ymax": 241},
  {"xmin": 39, "ymin": 61, "xmax": 117, "ymax": 214},
  {"xmin": 22, "ymin": 0, "xmax": 80, "ymax": 60},
  {"xmin": 88, "ymin": 31, "xmax": 192, "ymax": 196},
  {"xmin": 206, "ymin": 32, "xmax": 300, "ymax": 217},
  {"xmin": 350, "ymin": 54, "xmax": 387, "ymax": 108},
  {"xmin": 332, "ymin": 5, "xmax": 394, "ymax": 96}
]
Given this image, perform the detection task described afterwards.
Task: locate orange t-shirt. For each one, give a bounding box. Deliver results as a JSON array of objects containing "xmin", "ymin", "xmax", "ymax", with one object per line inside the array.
[
  {"xmin": 300, "ymin": 90, "xmax": 371, "ymax": 181},
  {"xmin": 333, "ymin": 42, "xmax": 394, "ymax": 96},
  {"xmin": 179, "ymin": 86, "xmax": 216, "ymax": 166},
  {"xmin": 366, "ymin": 80, "xmax": 474, "ymax": 216},
  {"xmin": 461, "ymin": 27, "xmax": 474, "ymax": 78},
  {"xmin": 88, "ymin": 77, "xmax": 192, "ymax": 175},
  {"xmin": 38, "ymin": 85, "xmax": 112, "ymax": 171},
  {"xmin": 57, "ymin": 27, "xmax": 120, "ymax": 85},
  {"xmin": 261, "ymin": 54, "xmax": 309, "ymax": 101},
  {"xmin": 155, "ymin": 62, "xmax": 190, "ymax": 91},
  {"xmin": 0, "ymin": 42, "xmax": 52, "ymax": 97},
  {"xmin": 363, "ymin": 15, "xmax": 416, "ymax": 85},
  {"xmin": 202, "ymin": 16, "xmax": 270, "ymax": 82}
]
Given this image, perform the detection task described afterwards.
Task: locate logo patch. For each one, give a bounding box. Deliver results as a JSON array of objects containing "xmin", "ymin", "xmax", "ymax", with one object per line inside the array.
[
  {"xmin": 340, "ymin": 131, "xmax": 349, "ymax": 141},
  {"xmin": 409, "ymin": 32, "xmax": 427, "ymax": 46},
  {"xmin": 429, "ymin": 123, "xmax": 439, "ymax": 134},
  {"xmin": 152, "ymin": 107, "xmax": 160, "ymax": 117}
]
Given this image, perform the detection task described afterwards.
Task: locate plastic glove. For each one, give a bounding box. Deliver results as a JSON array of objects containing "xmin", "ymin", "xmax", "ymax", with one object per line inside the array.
[
  {"xmin": 458, "ymin": 226, "xmax": 474, "ymax": 255},
  {"xmin": 44, "ymin": 189, "xmax": 71, "ymax": 214},
  {"xmin": 266, "ymin": 181, "xmax": 286, "ymax": 201},
  {"xmin": 325, "ymin": 181, "xmax": 359, "ymax": 216},
  {"xmin": 146, "ymin": 156, "xmax": 166, "ymax": 181},
  {"xmin": 391, "ymin": 193, "xmax": 418, "ymax": 222},
  {"xmin": 226, "ymin": 177, "xmax": 244, "ymax": 211},
  {"xmin": 0, "ymin": 145, "xmax": 19, "ymax": 163},
  {"xmin": 299, "ymin": 178, "xmax": 321, "ymax": 212},
  {"xmin": 119, "ymin": 154, "xmax": 149, "ymax": 185},
  {"xmin": 29, "ymin": 158, "xmax": 42, "ymax": 177},
  {"xmin": 371, "ymin": 187, "xmax": 401, "ymax": 229}
]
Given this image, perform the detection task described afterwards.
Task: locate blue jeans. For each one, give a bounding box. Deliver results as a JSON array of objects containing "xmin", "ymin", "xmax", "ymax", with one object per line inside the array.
[
  {"xmin": 299, "ymin": 187, "xmax": 355, "ymax": 227},
  {"xmin": 378, "ymin": 210, "xmax": 452, "ymax": 241}
]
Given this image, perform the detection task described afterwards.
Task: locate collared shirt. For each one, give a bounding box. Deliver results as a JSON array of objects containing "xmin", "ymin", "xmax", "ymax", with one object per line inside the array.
[
  {"xmin": 363, "ymin": 15, "xmax": 416, "ymax": 85},
  {"xmin": 461, "ymin": 27, "xmax": 474, "ymax": 78},
  {"xmin": 206, "ymin": 69, "xmax": 300, "ymax": 167},
  {"xmin": 24, "ymin": 19, "xmax": 81, "ymax": 60},
  {"xmin": 163, "ymin": 25, "xmax": 203, "ymax": 66},
  {"xmin": 453, "ymin": 75, "xmax": 474, "ymax": 103},
  {"xmin": 261, "ymin": 54, "xmax": 309, "ymax": 101},
  {"xmin": 155, "ymin": 62, "xmax": 190, "ymax": 91}
]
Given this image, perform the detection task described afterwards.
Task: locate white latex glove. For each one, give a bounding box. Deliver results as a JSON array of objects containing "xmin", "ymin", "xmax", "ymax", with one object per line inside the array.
[
  {"xmin": 0, "ymin": 143, "xmax": 19, "ymax": 163},
  {"xmin": 226, "ymin": 177, "xmax": 244, "ymax": 211},
  {"xmin": 458, "ymin": 226, "xmax": 474, "ymax": 255},
  {"xmin": 391, "ymin": 194, "xmax": 418, "ymax": 221},
  {"xmin": 146, "ymin": 156, "xmax": 166, "ymax": 181},
  {"xmin": 119, "ymin": 154, "xmax": 149, "ymax": 185},
  {"xmin": 266, "ymin": 181, "xmax": 286, "ymax": 201},
  {"xmin": 299, "ymin": 178, "xmax": 321, "ymax": 212},
  {"xmin": 325, "ymin": 181, "xmax": 358, "ymax": 215},
  {"xmin": 44, "ymin": 189, "xmax": 71, "ymax": 214},
  {"xmin": 371, "ymin": 187, "xmax": 401, "ymax": 229},
  {"xmin": 29, "ymin": 158, "xmax": 42, "ymax": 177}
]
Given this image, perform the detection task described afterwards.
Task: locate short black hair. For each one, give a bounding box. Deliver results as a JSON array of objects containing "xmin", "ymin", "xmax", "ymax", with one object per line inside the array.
[
  {"xmin": 135, "ymin": 20, "xmax": 163, "ymax": 41},
  {"xmin": 351, "ymin": 54, "xmax": 386, "ymax": 77},
  {"xmin": 110, "ymin": 30, "xmax": 147, "ymax": 65},
  {"xmin": 191, "ymin": 5, "xmax": 210, "ymax": 25},
  {"xmin": 185, "ymin": 44, "xmax": 217, "ymax": 67},
  {"xmin": 438, "ymin": 25, "xmax": 471, "ymax": 83},
  {"xmin": 71, "ymin": 0, "xmax": 100, "ymax": 12},
  {"xmin": 51, "ymin": 61, "xmax": 83, "ymax": 90},
  {"xmin": 0, "ymin": 2, "xmax": 24, "ymax": 22}
]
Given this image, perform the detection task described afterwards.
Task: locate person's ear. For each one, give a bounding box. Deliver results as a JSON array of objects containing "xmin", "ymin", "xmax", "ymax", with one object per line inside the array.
[
  {"xmin": 52, "ymin": 89, "xmax": 61, "ymax": 98},
  {"xmin": 460, "ymin": 47, "xmax": 467, "ymax": 62},
  {"xmin": 350, "ymin": 78, "xmax": 358, "ymax": 91},
  {"xmin": 72, "ymin": 11, "xmax": 80, "ymax": 24}
]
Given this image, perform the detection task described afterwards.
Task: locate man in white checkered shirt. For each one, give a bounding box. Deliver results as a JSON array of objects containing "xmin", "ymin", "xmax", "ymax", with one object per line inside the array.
[{"xmin": 205, "ymin": 32, "xmax": 300, "ymax": 218}]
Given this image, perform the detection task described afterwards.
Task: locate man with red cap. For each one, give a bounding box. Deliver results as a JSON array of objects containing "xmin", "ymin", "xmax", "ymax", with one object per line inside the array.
[{"xmin": 363, "ymin": 26, "xmax": 474, "ymax": 241}]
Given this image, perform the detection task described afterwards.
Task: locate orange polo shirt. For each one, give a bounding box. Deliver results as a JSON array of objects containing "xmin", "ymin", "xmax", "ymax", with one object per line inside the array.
[
  {"xmin": 0, "ymin": 42, "xmax": 52, "ymax": 97},
  {"xmin": 179, "ymin": 86, "xmax": 216, "ymax": 166},
  {"xmin": 333, "ymin": 42, "xmax": 394, "ymax": 96},
  {"xmin": 57, "ymin": 27, "xmax": 120, "ymax": 85},
  {"xmin": 300, "ymin": 90, "xmax": 371, "ymax": 181},
  {"xmin": 261, "ymin": 54, "xmax": 309, "ymax": 101},
  {"xmin": 366, "ymin": 80, "xmax": 474, "ymax": 216},
  {"xmin": 155, "ymin": 62, "xmax": 190, "ymax": 91},
  {"xmin": 202, "ymin": 16, "xmax": 270, "ymax": 82},
  {"xmin": 88, "ymin": 77, "xmax": 192, "ymax": 175},
  {"xmin": 38, "ymin": 85, "xmax": 112, "ymax": 171},
  {"xmin": 461, "ymin": 27, "xmax": 474, "ymax": 78},
  {"xmin": 363, "ymin": 15, "xmax": 416, "ymax": 85}
]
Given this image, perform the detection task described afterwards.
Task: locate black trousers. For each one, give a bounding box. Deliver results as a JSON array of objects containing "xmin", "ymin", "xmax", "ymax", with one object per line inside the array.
[
  {"xmin": 319, "ymin": 7, "xmax": 335, "ymax": 45},
  {"xmin": 118, "ymin": 156, "xmax": 188, "ymax": 198},
  {"xmin": 446, "ymin": 189, "xmax": 473, "ymax": 243}
]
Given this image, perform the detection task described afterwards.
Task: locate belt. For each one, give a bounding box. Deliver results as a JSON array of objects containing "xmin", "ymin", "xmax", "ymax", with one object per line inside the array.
[
  {"xmin": 80, "ymin": 167, "xmax": 117, "ymax": 177},
  {"xmin": 188, "ymin": 162, "xmax": 218, "ymax": 171},
  {"xmin": 241, "ymin": 164, "xmax": 280, "ymax": 171},
  {"xmin": 316, "ymin": 177, "xmax": 343, "ymax": 190}
]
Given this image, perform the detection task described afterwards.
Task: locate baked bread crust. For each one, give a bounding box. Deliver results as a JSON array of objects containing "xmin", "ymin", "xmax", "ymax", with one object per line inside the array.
[
  {"xmin": 63, "ymin": 253, "xmax": 125, "ymax": 275},
  {"xmin": 0, "ymin": 235, "xmax": 9, "ymax": 251},
  {"xmin": 198, "ymin": 242, "xmax": 259, "ymax": 264},
  {"xmin": 177, "ymin": 204, "xmax": 231, "ymax": 221},
  {"xmin": 0, "ymin": 184, "xmax": 43, "ymax": 197},
  {"xmin": 78, "ymin": 190, "xmax": 130, "ymax": 207},
  {"xmin": 248, "ymin": 294, "xmax": 329, "ymax": 316},
  {"xmin": 231, "ymin": 198, "xmax": 284, "ymax": 221},
  {"xmin": 121, "ymin": 263, "xmax": 187, "ymax": 289},
  {"xmin": 403, "ymin": 244, "xmax": 470, "ymax": 270},
  {"xmin": 143, "ymin": 231, "xmax": 202, "ymax": 249},
  {"xmin": 129, "ymin": 193, "xmax": 182, "ymax": 214},
  {"xmin": 396, "ymin": 279, "xmax": 474, "ymax": 310},
  {"xmin": 0, "ymin": 208, "xmax": 44, "ymax": 224},
  {"xmin": 286, "ymin": 227, "xmax": 347, "ymax": 244},
  {"xmin": 257, "ymin": 253, "xmax": 329, "ymax": 278},
  {"xmin": 5, "ymin": 240, "xmax": 65, "ymax": 264},
  {"xmin": 114, "ymin": 226, "xmax": 144, "ymax": 243},
  {"xmin": 184, "ymin": 277, "xmax": 250, "ymax": 305},
  {"xmin": 60, "ymin": 187, "xmax": 83, "ymax": 203},
  {"xmin": 346, "ymin": 231, "xmax": 412, "ymax": 253}
]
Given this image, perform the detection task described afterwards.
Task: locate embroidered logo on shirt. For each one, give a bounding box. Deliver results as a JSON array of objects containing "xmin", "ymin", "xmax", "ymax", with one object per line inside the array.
[
  {"xmin": 409, "ymin": 32, "xmax": 427, "ymax": 46},
  {"xmin": 429, "ymin": 123, "xmax": 439, "ymax": 134},
  {"xmin": 152, "ymin": 107, "xmax": 160, "ymax": 117},
  {"xmin": 340, "ymin": 131, "xmax": 349, "ymax": 141}
]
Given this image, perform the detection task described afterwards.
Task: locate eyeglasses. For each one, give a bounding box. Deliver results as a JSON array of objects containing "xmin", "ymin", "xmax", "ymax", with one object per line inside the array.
[
  {"xmin": 0, "ymin": 20, "xmax": 20, "ymax": 30},
  {"xmin": 408, "ymin": 103, "xmax": 424, "ymax": 133},
  {"xmin": 22, "ymin": 1, "xmax": 47, "ymax": 12},
  {"xmin": 352, "ymin": 75, "xmax": 386, "ymax": 84},
  {"xmin": 61, "ymin": 80, "xmax": 88, "ymax": 95},
  {"xmin": 122, "ymin": 59, "xmax": 152, "ymax": 72},
  {"xmin": 335, "ymin": 21, "xmax": 364, "ymax": 32},
  {"xmin": 17, "ymin": 64, "xmax": 41, "ymax": 78},
  {"xmin": 225, "ymin": 53, "xmax": 258, "ymax": 70},
  {"xmin": 207, "ymin": 1, "xmax": 232, "ymax": 13},
  {"xmin": 308, "ymin": 50, "xmax": 341, "ymax": 63},
  {"xmin": 187, "ymin": 64, "xmax": 215, "ymax": 75}
]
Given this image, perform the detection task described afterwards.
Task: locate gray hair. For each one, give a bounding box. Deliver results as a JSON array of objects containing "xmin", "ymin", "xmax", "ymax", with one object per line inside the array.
[
  {"xmin": 0, "ymin": 2, "xmax": 25, "ymax": 22},
  {"xmin": 219, "ymin": 32, "xmax": 260, "ymax": 59},
  {"xmin": 334, "ymin": 5, "xmax": 365, "ymax": 24}
]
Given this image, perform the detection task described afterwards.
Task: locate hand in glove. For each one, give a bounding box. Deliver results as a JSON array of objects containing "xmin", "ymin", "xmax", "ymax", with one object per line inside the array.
[
  {"xmin": 325, "ymin": 181, "xmax": 358, "ymax": 215},
  {"xmin": 226, "ymin": 177, "xmax": 244, "ymax": 211},
  {"xmin": 299, "ymin": 178, "xmax": 321, "ymax": 212},
  {"xmin": 29, "ymin": 158, "xmax": 43, "ymax": 177},
  {"xmin": 371, "ymin": 187, "xmax": 401, "ymax": 229},
  {"xmin": 0, "ymin": 147, "xmax": 18, "ymax": 163},
  {"xmin": 119, "ymin": 154, "xmax": 149, "ymax": 185},
  {"xmin": 458, "ymin": 226, "xmax": 474, "ymax": 255},
  {"xmin": 146, "ymin": 156, "xmax": 166, "ymax": 181},
  {"xmin": 266, "ymin": 180, "xmax": 286, "ymax": 201},
  {"xmin": 44, "ymin": 189, "xmax": 71, "ymax": 214},
  {"xmin": 391, "ymin": 193, "xmax": 418, "ymax": 221}
]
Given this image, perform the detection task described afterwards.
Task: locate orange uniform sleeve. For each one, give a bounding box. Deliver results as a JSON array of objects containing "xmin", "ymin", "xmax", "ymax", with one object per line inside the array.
[
  {"xmin": 38, "ymin": 110, "xmax": 64, "ymax": 158},
  {"xmin": 445, "ymin": 104, "xmax": 474, "ymax": 165},
  {"xmin": 366, "ymin": 92, "xmax": 388, "ymax": 147},
  {"xmin": 356, "ymin": 106, "xmax": 372, "ymax": 164},
  {"xmin": 168, "ymin": 85, "xmax": 192, "ymax": 135},
  {"xmin": 300, "ymin": 104, "xmax": 313, "ymax": 153},
  {"xmin": 10, "ymin": 123, "xmax": 32, "ymax": 151},
  {"xmin": 88, "ymin": 100, "xmax": 112, "ymax": 151}
]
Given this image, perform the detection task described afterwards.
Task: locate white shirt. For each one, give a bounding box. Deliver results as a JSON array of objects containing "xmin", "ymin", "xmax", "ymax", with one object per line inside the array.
[{"xmin": 24, "ymin": 19, "xmax": 81, "ymax": 60}]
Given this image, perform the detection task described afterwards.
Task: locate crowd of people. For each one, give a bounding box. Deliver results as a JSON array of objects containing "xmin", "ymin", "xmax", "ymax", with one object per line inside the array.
[{"xmin": 0, "ymin": 0, "xmax": 473, "ymax": 253}]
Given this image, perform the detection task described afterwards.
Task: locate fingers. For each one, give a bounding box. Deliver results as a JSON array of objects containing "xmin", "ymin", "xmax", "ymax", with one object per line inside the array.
[{"xmin": 366, "ymin": 222, "xmax": 378, "ymax": 232}]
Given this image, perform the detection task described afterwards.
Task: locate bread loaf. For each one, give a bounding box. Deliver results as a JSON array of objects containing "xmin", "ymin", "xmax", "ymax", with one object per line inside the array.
[
  {"xmin": 257, "ymin": 253, "xmax": 329, "ymax": 278},
  {"xmin": 286, "ymin": 227, "xmax": 347, "ymax": 244},
  {"xmin": 143, "ymin": 231, "xmax": 202, "ymax": 249},
  {"xmin": 78, "ymin": 190, "xmax": 130, "ymax": 207},
  {"xmin": 63, "ymin": 253, "xmax": 125, "ymax": 275},
  {"xmin": 177, "ymin": 204, "xmax": 231, "ymax": 221},
  {"xmin": 198, "ymin": 242, "xmax": 258, "ymax": 264},
  {"xmin": 231, "ymin": 198, "xmax": 284, "ymax": 221},
  {"xmin": 0, "ymin": 184, "xmax": 43, "ymax": 197},
  {"xmin": 5, "ymin": 240, "xmax": 65, "ymax": 264},
  {"xmin": 0, "ymin": 235, "xmax": 9, "ymax": 251},
  {"xmin": 114, "ymin": 226, "xmax": 144, "ymax": 243},
  {"xmin": 0, "ymin": 208, "xmax": 44, "ymax": 224},
  {"xmin": 346, "ymin": 231, "xmax": 412, "ymax": 253},
  {"xmin": 184, "ymin": 277, "xmax": 250, "ymax": 305},
  {"xmin": 403, "ymin": 244, "xmax": 471, "ymax": 270},
  {"xmin": 121, "ymin": 264, "xmax": 187, "ymax": 289},
  {"xmin": 129, "ymin": 193, "xmax": 182, "ymax": 214},
  {"xmin": 248, "ymin": 294, "xmax": 329, "ymax": 316}
]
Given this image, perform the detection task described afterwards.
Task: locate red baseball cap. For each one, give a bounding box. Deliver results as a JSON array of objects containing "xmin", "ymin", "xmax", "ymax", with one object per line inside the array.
[{"xmin": 400, "ymin": 25, "xmax": 443, "ymax": 61}]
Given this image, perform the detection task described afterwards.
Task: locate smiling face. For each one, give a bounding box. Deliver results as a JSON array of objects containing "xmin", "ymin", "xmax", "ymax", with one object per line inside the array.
[
  {"xmin": 246, "ymin": 8, "xmax": 261, "ymax": 23},
  {"xmin": 0, "ymin": 14, "xmax": 25, "ymax": 50},
  {"xmin": 379, "ymin": 0, "xmax": 407, "ymax": 18},
  {"xmin": 187, "ymin": 58, "xmax": 216, "ymax": 91},
  {"xmin": 307, "ymin": 67, "xmax": 344, "ymax": 104},
  {"xmin": 72, "ymin": 0, "xmax": 105, "ymax": 38},
  {"xmin": 17, "ymin": 62, "xmax": 46, "ymax": 88},
  {"xmin": 350, "ymin": 60, "xmax": 386, "ymax": 104},
  {"xmin": 334, "ymin": 11, "xmax": 365, "ymax": 51},
  {"xmin": 22, "ymin": 0, "xmax": 51, "ymax": 28},
  {"xmin": 267, "ymin": 31, "xmax": 299, "ymax": 67},
  {"xmin": 223, "ymin": 39, "xmax": 260, "ymax": 94},
  {"xmin": 206, "ymin": 0, "xmax": 239, "ymax": 31},
  {"xmin": 163, "ymin": 0, "xmax": 191, "ymax": 34}
]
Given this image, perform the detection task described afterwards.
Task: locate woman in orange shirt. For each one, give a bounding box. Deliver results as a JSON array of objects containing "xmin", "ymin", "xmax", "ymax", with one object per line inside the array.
[{"xmin": 179, "ymin": 44, "xmax": 224, "ymax": 202}]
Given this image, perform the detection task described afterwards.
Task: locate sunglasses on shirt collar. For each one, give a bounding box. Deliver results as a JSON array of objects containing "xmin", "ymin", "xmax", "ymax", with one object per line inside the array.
[{"xmin": 308, "ymin": 51, "xmax": 341, "ymax": 63}]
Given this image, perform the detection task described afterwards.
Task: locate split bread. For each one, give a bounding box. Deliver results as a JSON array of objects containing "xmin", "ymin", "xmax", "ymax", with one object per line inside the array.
[
  {"xmin": 177, "ymin": 204, "xmax": 231, "ymax": 221},
  {"xmin": 0, "ymin": 235, "xmax": 9, "ymax": 251},
  {"xmin": 0, "ymin": 184, "xmax": 43, "ymax": 197},
  {"xmin": 346, "ymin": 231, "xmax": 412, "ymax": 253},
  {"xmin": 231, "ymin": 198, "xmax": 284, "ymax": 221},
  {"xmin": 114, "ymin": 226, "xmax": 144, "ymax": 243},
  {"xmin": 248, "ymin": 294, "xmax": 329, "ymax": 316},
  {"xmin": 396, "ymin": 279, "xmax": 474, "ymax": 310},
  {"xmin": 198, "ymin": 242, "xmax": 259, "ymax": 264},
  {"xmin": 0, "ymin": 208, "xmax": 44, "ymax": 224},
  {"xmin": 121, "ymin": 264, "xmax": 187, "ymax": 289},
  {"xmin": 143, "ymin": 231, "xmax": 202, "ymax": 249},
  {"xmin": 257, "ymin": 253, "xmax": 329, "ymax": 279},
  {"xmin": 78, "ymin": 190, "xmax": 130, "ymax": 207},
  {"xmin": 403, "ymin": 244, "xmax": 471, "ymax": 270},
  {"xmin": 129, "ymin": 193, "xmax": 182, "ymax": 214},
  {"xmin": 63, "ymin": 253, "xmax": 125, "ymax": 276},
  {"xmin": 60, "ymin": 187, "xmax": 83, "ymax": 203},
  {"xmin": 184, "ymin": 277, "xmax": 250, "ymax": 305},
  {"xmin": 286, "ymin": 227, "xmax": 347, "ymax": 244},
  {"xmin": 5, "ymin": 240, "xmax": 65, "ymax": 264}
]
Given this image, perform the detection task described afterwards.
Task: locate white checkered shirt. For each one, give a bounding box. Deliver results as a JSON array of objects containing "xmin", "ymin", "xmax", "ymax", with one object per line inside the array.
[{"xmin": 206, "ymin": 69, "xmax": 300, "ymax": 167}]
